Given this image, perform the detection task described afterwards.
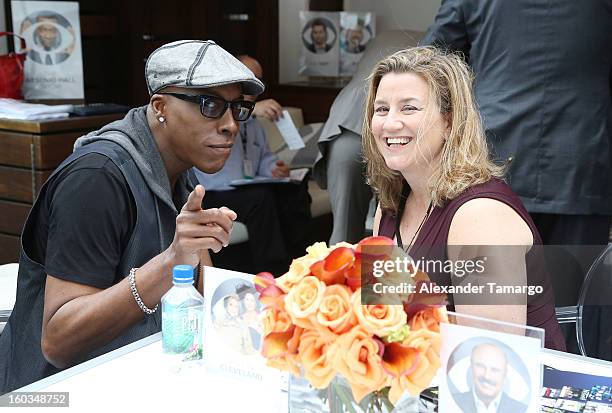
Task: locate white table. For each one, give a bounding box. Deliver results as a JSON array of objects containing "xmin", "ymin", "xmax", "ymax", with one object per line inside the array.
[
  {"xmin": 18, "ymin": 333, "xmax": 288, "ymax": 412},
  {"xmin": 15, "ymin": 333, "xmax": 612, "ymax": 412}
]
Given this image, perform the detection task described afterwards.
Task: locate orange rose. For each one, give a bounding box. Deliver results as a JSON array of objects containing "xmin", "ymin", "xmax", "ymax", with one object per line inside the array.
[
  {"xmin": 333, "ymin": 326, "xmax": 388, "ymax": 403},
  {"xmin": 284, "ymin": 276, "xmax": 325, "ymax": 328},
  {"xmin": 315, "ymin": 284, "xmax": 357, "ymax": 335},
  {"xmin": 262, "ymin": 301, "xmax": 293, "ymax": 336},
  {"xmin": 409, "ymin": 306, "xmax": 448, "ymax": 333},
  {"xmin": 299, "ymin": 329, "xmax": 339, "ymax": 389},
  {"xmin": 277, "ymin": 242, "xmax": 342, "ymax": 291},
  {"xmin": 277, "ymin": 256, "xmax": 314, "ymax": 292},
  {"xmin": 352, "ymin": 289, "xmax": 407, "ymax": 338},
  {"xmin": 387, "ymin": 329, "xmax": 441, "ymax": 404}
]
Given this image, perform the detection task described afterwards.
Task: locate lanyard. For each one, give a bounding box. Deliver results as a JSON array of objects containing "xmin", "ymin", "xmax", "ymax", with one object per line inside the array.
[{"xmin": 240, "ymin": 122, "xmax": 249, "ymax": 160}]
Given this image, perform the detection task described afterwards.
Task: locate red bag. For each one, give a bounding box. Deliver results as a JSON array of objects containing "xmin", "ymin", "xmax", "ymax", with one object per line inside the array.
[{"xmin": 0, "ymin": 32, "xmax": 27, "ymax": 99}]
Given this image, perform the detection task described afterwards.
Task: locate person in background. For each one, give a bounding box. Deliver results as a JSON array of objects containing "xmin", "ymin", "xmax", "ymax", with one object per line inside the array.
[
  {"xmin": 0, "ymin": 40, "xmax": 263, "ymax": 393},
  {"xmin": 313, "ymin": 31, "xmax": 423, "ymax": 244},
  {"xmin": 195, "ymin": 55, "xmax": 312, "ymax": 276},
  {"xmin": 421, "ymin": 0, "xmax": 612, "ymax": 305}
]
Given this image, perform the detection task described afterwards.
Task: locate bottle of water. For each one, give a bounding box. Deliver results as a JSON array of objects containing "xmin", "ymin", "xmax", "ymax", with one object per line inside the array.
[{"xmin": 162, "ymin": 265, "xmax": 204, "ymax": 363}]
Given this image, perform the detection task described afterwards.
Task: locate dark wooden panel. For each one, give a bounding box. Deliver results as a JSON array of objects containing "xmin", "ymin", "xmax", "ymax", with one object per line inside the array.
[
  {"xmin": 0, "ymin": 200, "xmax": 31, "ymax": 235},
  {"xmin": 0, "ymin": 131, "xmax": 32, "ymax": 168},
  {"xmin": 36, "ymin": 133, "xmax": 82, "ymax": 169},
  {"xmin": 0, "ymin": 114, "xmax": 124, "ymax": 134},
  {"xmin": 0, "ymin": 167, "xmax": 52, "ymax": 203},
  {"xmin": 254, "ymin": 0, "xmax": 279, "ymax": 86},
  {"xmin": 81, "ymin": 15, "xmax": 118, "ymax": 37},
  {"xmin": 0, "ymin": 233, "xmax": 20, "ymax": 264},
  {"xmin": 271, "ymin": 84, "xmax": 340, "ymax": 124},
  {"xmin": 0, "ymin": 131, "xmax": 81, "ymax": 169}
]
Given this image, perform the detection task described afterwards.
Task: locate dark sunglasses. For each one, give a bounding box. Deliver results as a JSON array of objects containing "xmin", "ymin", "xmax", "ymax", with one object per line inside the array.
[{"xmin": 159, "ymin": 92, "xmax": 255, "ymax": 122}]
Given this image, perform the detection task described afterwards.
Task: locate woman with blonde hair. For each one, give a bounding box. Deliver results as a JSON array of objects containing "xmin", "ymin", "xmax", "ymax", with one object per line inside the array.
[{"xmin": 365, "ymin": 46, "xmax": 565, "ymax": 350}]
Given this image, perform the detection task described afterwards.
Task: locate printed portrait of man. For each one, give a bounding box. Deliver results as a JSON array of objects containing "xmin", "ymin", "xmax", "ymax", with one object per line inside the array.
[
  {"xmin": 305, "ymin": 18, "xmax": 332, "ymax": 54},
  {"xmin": 18, "ymin": 11, "xmax": 75, "ymax": 65},
  {"xmin": 344, "ymin": 25, "xmax": 366, "ymax": 54},
  {"xmin": 454, "ymin": 343, "xmax": 528, "ymax": 413}
]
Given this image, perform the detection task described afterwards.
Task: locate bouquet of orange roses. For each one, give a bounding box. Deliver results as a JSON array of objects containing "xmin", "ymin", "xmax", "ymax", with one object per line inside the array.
[{"xmin": 254, "ymin": 236, "xmax": 448, "ymax": 409}]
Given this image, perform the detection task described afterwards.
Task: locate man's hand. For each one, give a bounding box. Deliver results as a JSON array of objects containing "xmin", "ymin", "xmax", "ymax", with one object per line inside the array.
[
  {"xmin": 253, "ymin": 98, "xmax": 283, "ymax": 121},
  {"xmin": 271, "ymin": 160, "xmax": 290, "ymax": 178},
  {"xmin": 168, "ymin": 185, "xmax": 237, "ymax": 266}
]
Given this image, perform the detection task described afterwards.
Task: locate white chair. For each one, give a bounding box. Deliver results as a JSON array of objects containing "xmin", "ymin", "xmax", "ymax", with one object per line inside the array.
[
  {"xmin": 0, "ymin": 263, "xmax": 19, "ymax": 335},
  {"xmin": 555, "ymin": 243, "xmax": 612, "ymax": 361}
]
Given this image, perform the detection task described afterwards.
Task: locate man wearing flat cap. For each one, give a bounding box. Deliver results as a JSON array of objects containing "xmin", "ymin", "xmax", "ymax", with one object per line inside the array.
[{"xmin": 0, "ymin": 40, "xmax": 264, "ymax": 393}]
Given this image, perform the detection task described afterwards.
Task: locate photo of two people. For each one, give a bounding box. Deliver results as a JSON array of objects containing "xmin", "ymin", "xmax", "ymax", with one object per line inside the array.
[{"xmin": 212, "ymin": 281, "xmax": 262, "ymax": 356}]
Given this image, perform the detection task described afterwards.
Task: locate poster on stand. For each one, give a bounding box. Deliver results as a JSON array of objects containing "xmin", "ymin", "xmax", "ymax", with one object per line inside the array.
[
  {"xmin": 299, "ymin": 11, "xmax": 339, "ymax": 77},
  {"xmin": 11, "ymin": 1, "xmax": 84, "ymax": 99},
  {"xmin": 439, "ymin": 312, "xmax": 544, "ymax": 413},
  {"xmin": 339, "ymin": 12, "xmax": 375, "ymax": 76}
]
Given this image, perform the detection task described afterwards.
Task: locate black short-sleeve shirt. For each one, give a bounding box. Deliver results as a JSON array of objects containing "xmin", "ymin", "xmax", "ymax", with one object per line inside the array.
[{"xmin": 26, "ymin": 153, "xmax": 137, "ymax": 287}]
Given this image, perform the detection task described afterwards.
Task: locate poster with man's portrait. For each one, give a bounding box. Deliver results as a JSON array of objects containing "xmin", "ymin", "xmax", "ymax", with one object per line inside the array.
[
  {"xmin": 11, "ymin": 1, "xmax": 84, "ymax": 99},
  {"xmin": 440, "ymin": 321, "xmax": 543, "ymax": 413},
  {"xmin": 299, "ymin": 11, "xmax": 339, "ymax": 77},
  {"xmin": 339, "ymin": 12, "xmax": 374, "ymax": 76}
]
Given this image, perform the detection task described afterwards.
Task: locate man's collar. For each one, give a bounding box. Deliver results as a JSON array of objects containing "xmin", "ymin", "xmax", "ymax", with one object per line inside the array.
[{"xmin": 473, "ymin": 388, "xmax": 503, "ymax": 413}]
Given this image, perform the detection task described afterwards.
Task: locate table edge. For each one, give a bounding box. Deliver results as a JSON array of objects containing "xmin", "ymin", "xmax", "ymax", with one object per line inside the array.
[{"xmin": 17, "ymin": 332, "xmax": 161, "ymax": 392}]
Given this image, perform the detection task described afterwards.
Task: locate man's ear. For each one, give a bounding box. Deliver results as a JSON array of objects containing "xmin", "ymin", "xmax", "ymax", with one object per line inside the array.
[{"xmin": 149, "ymin": 94, "xmax": 166, "ymax": 118}]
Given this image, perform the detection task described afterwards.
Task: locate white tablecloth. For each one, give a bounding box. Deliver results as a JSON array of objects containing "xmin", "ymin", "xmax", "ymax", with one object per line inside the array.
[{"xmin": 17, "ymin": 332, "xmax": 612, "ymax": 412}]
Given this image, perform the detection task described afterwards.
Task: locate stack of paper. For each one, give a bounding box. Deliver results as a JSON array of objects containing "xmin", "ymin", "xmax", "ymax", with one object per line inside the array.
[{"xmin": 0, "ymin": 98, "xmax": 73, "ymax": 120}]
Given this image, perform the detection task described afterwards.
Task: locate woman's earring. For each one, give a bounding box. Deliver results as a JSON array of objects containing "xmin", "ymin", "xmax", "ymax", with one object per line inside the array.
[{"xmin": 158, "ymin": 116, "xmax": 165, "ymax": 123}]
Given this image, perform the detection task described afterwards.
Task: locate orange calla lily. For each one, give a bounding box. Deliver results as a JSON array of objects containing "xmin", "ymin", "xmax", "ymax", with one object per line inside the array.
[
  {"xmin": 356, "ymin": 235, "xmax": 394, "ymax": 250},
  {"xmin": 255, "ymin": 272, "xmax": 287, "ymax": 308},
  {"xmin": 262, "ymin": 325, "xmax": 303, "ymax": 358},
  {"xmin": 356, "ymin": 236, "xmax": 395, "ymax": 261},
  {"xmin": 310, "ymin": 247, "xmax": 355, "ymax": 285},
  {"xmin": 254, "ymin": 272, "xmax": 275, "ymax": 292},
  {"xmin": 262, "ymin": 328, "xmax": 293, "ymax": 357},
  {"xmin": 264, "ymin": 326, "xmax": 304, "ymax": 377},
  {"xmin": 260, "ymin": 285, "xmax": 286, "ymax": 308},
  {"xmin": 381, "ymin": 342, "xmax": 420, "ymax": 378}
]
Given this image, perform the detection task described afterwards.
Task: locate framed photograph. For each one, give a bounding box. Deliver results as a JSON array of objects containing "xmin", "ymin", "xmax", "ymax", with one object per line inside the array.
[
  {"xmin": 10, "ymin": 0, "xmax": 84, "ymax": 99},
  {"xmin": 339, "ymin": 12, "xmax": 375, "ymax": 76},
  {"xmin": 439, "ymin": 312, "xmax": 544, "ymax": 413},
  {"xmin": 201, "ymin": 266, "xmax": 287, "ymax": 410},
  {"xmin": 298, "ymin": 11, "xmax": 339, "ymax": 77}
]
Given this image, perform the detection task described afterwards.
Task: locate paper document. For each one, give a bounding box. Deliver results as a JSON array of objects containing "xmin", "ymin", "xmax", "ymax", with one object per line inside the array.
[
  {"xmin": 229, "ymin": 168, "xmax": 309, "ymax": 187},
  {"xmin": 290, "ymin": 167, "xmax": 309, "ymax": 182},
  {"xmin": 275, "ymin": 110, "xmax": 305, "ymax": 150},
  {"xmin": 0, "ymin": 99, "xmax": 72, "ymax": 120}
]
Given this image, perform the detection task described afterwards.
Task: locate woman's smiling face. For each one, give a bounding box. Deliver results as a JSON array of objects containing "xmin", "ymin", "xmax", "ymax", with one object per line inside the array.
[{"xmin": 371, "ymin": 72, "xmax": 448, "ymax": 175}]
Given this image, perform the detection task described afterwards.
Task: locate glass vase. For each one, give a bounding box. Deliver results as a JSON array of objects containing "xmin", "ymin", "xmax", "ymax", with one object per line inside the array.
[{"xmin": 289, "ymin": 375, "xmax": 419, "ymax": 413}]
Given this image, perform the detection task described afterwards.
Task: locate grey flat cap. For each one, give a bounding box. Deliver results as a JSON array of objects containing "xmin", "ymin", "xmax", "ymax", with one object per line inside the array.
[{"xmin": 145, "ymin": 40, "xmax": 265, "ymax": 96}]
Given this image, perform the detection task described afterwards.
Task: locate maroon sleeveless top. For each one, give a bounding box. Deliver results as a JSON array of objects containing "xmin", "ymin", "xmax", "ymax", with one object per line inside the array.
[{"xmin": 379, "ymin": 178, "xmax": 566, "ymax": 351}]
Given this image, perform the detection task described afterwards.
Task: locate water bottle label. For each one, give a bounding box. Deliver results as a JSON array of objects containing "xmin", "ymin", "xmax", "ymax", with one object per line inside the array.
[{"xmin": 162, "ymin": 307, "xmax": 203, "ymax": 361}]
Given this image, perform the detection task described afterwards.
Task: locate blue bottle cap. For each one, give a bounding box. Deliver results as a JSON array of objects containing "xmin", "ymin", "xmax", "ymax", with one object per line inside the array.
[{"xmin": 172, "ymin": 265, "xmax": 194, "ymax": 284}]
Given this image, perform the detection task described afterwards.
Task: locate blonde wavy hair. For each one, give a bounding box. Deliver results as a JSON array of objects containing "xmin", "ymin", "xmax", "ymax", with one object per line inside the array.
[{"xmin": 363, "ymin": 46, "xmax": 504, "ymax": 213}]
